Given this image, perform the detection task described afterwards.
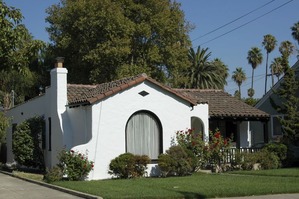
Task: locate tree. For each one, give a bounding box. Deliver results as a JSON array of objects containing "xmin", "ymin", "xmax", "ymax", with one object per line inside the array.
[
  {"xmin": 232, "ymin": 67, "xmax": 246, "ymax": 99},
  {"xmin": 0, "ymin": 112, "xmax": 9, "ymax": 144},
  {"xmin": 272, "ymin": 65, "xmax": 299, "ymax": 145},
  {"xmin": 270, "ymin": 57, "xmax": 284, "ymax": 83},
  {"xmin": 46, "ymin": 0, "xmax": 192, "ymax": 85},
  {"xmin": 0, "ymin": 1, "xmax": 46, "ymax": 109},
  {"xmin": 279, "ymin": 41, "xmax": 294, "ymax": 60},
  {"xmin": 12, "ymin": 117, "xmax": 45, "ymax": 169},
  {"xmin": 185, "ymin": 46, "xmax": 228, "ymax": 89},
  {"xmin": 291, "ymin": 21, "xmax": 299, "ymax": 45},
  {"xmin": 247, "ymin": 47, "xmax": 263, "ymax": 98},
  {"xmin": 262, "ymin": 34, "xmax": 277, "ymax": 90}
]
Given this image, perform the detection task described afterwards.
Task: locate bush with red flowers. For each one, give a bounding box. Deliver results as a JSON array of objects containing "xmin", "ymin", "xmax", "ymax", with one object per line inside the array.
[
  {"xmin": 175, "ymin": 128, "xmax": 231, "ymax": 172},
  {"xmin": 57, "ymin": 149, "xmax": 94, "ymax": 181}
]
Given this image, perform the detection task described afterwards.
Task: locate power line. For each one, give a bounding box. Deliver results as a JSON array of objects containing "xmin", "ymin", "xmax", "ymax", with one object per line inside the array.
[
  {"xmin": 197, "ymin": 0, "xmax": 294, "ymax": 46},
  {"xmin": 192, "ymin": 0, "xmax": 275, "ymax": 42}
]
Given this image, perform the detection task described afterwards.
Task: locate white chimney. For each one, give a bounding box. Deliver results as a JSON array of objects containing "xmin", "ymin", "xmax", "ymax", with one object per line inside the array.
[{"xmin": 50, "ymin": 57, "xmax": 68, "ymax": 110}]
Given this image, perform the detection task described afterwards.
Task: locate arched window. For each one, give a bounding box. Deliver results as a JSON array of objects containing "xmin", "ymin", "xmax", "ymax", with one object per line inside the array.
[
  {"xmin": 126, "ymin": 111, "xmax": 162, "ymax": 160},
  {"xmin": 191, "ymin": 117, "xmax": 204, "ymax": 134}
]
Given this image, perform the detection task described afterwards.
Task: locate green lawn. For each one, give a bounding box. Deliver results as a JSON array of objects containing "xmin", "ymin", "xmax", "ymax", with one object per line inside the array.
[{"xmin": 52, "ymin": 168, "xmax": 299, "ymax": 199}]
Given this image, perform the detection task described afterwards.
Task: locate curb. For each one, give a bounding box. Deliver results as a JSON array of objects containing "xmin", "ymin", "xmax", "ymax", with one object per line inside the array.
[{"xmin": 0, "ymin": 170, "xmax": 102, "ymax": 199}]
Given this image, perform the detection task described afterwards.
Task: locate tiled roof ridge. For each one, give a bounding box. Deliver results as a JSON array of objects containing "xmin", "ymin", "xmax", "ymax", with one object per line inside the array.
[
  {"xmin": 68, "ymin": 84, "xmax": 97, "ymax": 88},
  {"xmin": 68, "ymin": 73, "xmax": 200, "ymax": 106},
  {"xmin": 174, "ymin": 88, "xmax": 224, "ymax": 92}
]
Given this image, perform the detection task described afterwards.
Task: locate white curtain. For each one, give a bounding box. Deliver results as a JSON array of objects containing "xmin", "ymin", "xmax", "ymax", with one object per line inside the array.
[{"xmin": 127, "ymin": 112, "xmax": 160, "ymax": 159}]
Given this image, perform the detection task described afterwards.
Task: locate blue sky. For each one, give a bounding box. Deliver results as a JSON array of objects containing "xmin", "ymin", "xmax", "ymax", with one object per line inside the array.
[{"xmin": 6, "ymin": 0, "xmax": 299, "ymax": 98}]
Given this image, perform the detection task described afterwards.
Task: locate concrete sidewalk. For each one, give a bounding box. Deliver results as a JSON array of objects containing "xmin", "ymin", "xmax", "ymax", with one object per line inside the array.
[
  {"xmin": 0, "ymin": 171, "xmax": 99, "ymax": 199},
  {"xmin": 219, "ymin": 193, "xmax": 299, "ymax": 199}
]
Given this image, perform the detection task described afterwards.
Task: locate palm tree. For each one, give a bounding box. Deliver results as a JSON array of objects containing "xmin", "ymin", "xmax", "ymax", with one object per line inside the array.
[
  {"xmin": 187, "ymin": 46, "xmax": 228, "ymax": 89},
  {"xmin": 279, "ymin": 41, "xmax": 294, "ymax": 59},
  {"xmin": 270, "ymin": 57, "xmax": 284, "ymax": 83},
  {"xmin": 247, "ymin": 47, "xmax": 263, "ymax": 98},
  {"xmin": 291, "ymin": 21, "xmax": 299, "ymax": 45},
  {"xmin": 232, "ymin": 67, "xmax": 246, "ymax": 99},
  {"xmin": 210, "ymin": 58, "xmax": 229, "ymax": 89},
  {"xmin": 262, "ymin": 34, "xmax": 277, "ymax": 90}
]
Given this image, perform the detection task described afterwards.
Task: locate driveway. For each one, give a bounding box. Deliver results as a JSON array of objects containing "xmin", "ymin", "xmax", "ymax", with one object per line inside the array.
[{"xmin": 0, "ymin": 172, "xmax": 95, "ymax": 199}]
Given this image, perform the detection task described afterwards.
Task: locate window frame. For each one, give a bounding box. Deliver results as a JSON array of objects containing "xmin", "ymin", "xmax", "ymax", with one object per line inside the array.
[{"xmin": 125, "ymin": 110, "xmax": 163, "ymax": 162}]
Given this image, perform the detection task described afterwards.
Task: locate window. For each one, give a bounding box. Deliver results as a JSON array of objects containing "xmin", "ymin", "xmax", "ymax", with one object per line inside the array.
[
  {"xmin": 271, "ymin": 115, "xmax": 284, "ymax": 137},
  {"xmin": 126, "ymin": 111, "xmax": 162, "ymax": 160},
  {"xmin": 191, "ymin": 117, "xmax": 204, "ymax": 134},
  {"xmin": 48, "ymin": 117, "xmax": 52, "ymax": 151}
]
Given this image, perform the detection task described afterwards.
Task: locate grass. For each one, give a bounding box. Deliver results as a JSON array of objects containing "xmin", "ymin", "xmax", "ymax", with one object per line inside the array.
[
  {"xmin": 51, "ymin": 169, "xmax": 299, "ymax": 199},
  {"xmin": 228, "ymin": 167, "xmax": 299, "ymax": 177},
  {"xmin": 13, "ymin": 171, "xmax": 44, "ymax": 181}
]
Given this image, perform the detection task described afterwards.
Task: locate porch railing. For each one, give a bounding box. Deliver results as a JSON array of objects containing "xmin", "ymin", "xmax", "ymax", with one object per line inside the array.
[{"xmin": 222, "ymin": 147, "xmax": 261, "ymax": 164}]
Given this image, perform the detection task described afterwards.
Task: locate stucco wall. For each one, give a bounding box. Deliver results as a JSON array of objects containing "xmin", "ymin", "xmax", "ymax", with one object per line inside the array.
[
  {"xmin": 71, "ymin": 81, "xmax": 209, "ymax": 180},
  {"xmin": 5, "ymin": 94, "xmax": 48, "ymax": 163}
]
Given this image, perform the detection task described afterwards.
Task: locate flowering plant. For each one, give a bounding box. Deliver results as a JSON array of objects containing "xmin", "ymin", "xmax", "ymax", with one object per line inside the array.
[
  {"xmin": 176, "ymin": 128, "xmax": 231, "ymax": 171},
  {"xmin": 58, "ymin": 149, "xmax": 94, "ymax": 181}
]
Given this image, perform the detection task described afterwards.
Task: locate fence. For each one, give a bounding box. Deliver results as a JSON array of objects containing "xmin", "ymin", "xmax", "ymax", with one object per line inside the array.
[{"xmin": 223, "ymin": 147, "xmax": 261, "ymax": 164}]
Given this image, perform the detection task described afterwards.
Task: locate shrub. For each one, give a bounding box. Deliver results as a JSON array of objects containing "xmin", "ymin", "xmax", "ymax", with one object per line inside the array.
[
  {"xmin": 133, "ymin": 155, "xmax": 150, "ymax": 177},
  {"xmin": 175, "ymin": 128, "xmax": 231, "ymax": 172},
  {"xmin": 158, "ymin": 145, "xmax": 192, "ymax": 177},
  {"xmin": 12, "ymin": 116, "xmax": 45, "ymax": 170},
  {"xmin": 58, "ymin": 149, "xmax": 94, "ymax": 181},
  {"xmin": 43, "ymin": 166, "xmax": 63, "ymax": 183},
  {"xmin": 108, "ymin": 153, "xmax": 150, "ymax": 179},
  {"xmin": 263, "ymin": 142, "xmax": 287, "ymax": 163},
  {"xmin": 239, "ymin": 150, "xmax": 280, "ymax": 170}
]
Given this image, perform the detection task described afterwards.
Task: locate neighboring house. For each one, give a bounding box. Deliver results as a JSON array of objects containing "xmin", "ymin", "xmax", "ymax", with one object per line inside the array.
[
  {"xmin": 5, "ymin": 59, "xmax": 209, "ymax": 180},
  {"xmin": 251, "ymin": 60, "xmax": 299, "ymax": 146},
  {"xmin": 175, "ymin": 89, "xmax": 269, "ymax": 148}
]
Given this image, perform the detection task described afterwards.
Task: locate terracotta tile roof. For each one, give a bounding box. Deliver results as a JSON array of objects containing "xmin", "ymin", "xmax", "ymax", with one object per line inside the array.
[
  {"xmin": 67, "ymin": 74, "xmax": 201, "ymax": 107},
  {"xmin": 175, "ymin": 89, "xmax": 269, "ymax": 120}
]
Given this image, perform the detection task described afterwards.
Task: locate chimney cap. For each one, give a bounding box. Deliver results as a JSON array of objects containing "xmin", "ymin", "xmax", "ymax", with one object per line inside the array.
[
  {"xmin": 56, "ymin": 57, "xmax": 65, "ymax": 63},
  {"xmin": 55, "ymin": 57, "xmax": 65, "ymax": 68}
]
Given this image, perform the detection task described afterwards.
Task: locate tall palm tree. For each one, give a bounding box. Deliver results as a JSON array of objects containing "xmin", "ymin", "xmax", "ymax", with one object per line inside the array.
[
  {"xmin": 270, "ymin": 57, "xmax": 284, "ymax": 83},
  {"xmin": 210, "ymin": 58, "xmax": 229, "ymax": 89},
  {"xmin": 291, "ymin": 21, "xmax": 299, "ymax": 45},
  {"xmin": 279, "ymin": 41, "xmax": 294, "ymax": 59},
  {"xmin": 232, "ymin": 67, "xmax": 246, "ymax": 99},
  {"xmin": 262, "ymin": 34, "xmax": 277, "ymax": 90},
  {"xmin": 187, "ymin": 46, "xmax": 228, "ymax": 89},
  {"xmin": 247, "ymin": 47, "xmax": 263, "ymax": 98}
]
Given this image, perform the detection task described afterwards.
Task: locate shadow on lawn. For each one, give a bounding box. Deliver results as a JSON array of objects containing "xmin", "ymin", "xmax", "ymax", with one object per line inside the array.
[{"xmin": 176, "ymin": 191, "xmax": 207, "ymax": 199}]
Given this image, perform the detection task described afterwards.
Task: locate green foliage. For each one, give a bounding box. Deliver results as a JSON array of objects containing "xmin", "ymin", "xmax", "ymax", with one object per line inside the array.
[
  {"xmin": 183, "ymin": 47, "xmax": 229, "ymax": 89},
  {"xmin": 58, "ymin": 149, "xmax": 94, "ymax": 181},
  {"xmin": 243, "ymin": 97, "xmax": 260, "ymax": 106},
  {"xmin": 12, "ymin": 116, "xmax": 45, "ymax": 169},
  {"xmin": 158, "ymin": 145, "xmax": 192, "ymax": 177},
  {"xmin": 43, "ymin": 166, "xmax": 63, "ymax": 183},
  {"xmin": 46, "ymin": 0, "xmax": 192, "ymax": 85},
  {"xmin": 271, "ymin": 64, "xmax": 299, "ymax": 145},
  {"xmin": 176, "ymin": 128, "xmax": 231, "ymax": 172},
  {"xmin": 108, "ymin": 153, "xmax": 150, "ymax": 179},
  {"xmin": 12, "ymin": 121, "xmax": 34, "ymax": 166},
  {"xmin": 238, "ymin": 150, "xmax": 280, "ymax": 170},
  {"xmin": 263, "ymin": 142, "xmax": 287, "ymax": 162},
  {"xmin": 0, "ymin": 112, "xmax": 9, "ymax": 143},
  {"xmin": 0, "ymin": 1, "xmax": 47, "ymax": 109}
]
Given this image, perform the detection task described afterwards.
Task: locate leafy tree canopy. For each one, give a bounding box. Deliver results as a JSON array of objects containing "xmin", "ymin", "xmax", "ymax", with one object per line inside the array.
[
  {"xmin": 46, "ymin": 0, "xmax": 192, "ymax": 85},
  {"xmin": 0, "ymin": 1, "xmax": 47, "ymax": 109}
]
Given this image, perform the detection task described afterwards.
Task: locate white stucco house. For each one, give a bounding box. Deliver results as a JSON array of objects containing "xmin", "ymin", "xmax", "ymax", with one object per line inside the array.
[
  {"xmin": 5, "ymin": 59, "xmax": 209, "ymax": 180},
  {"xmin": 5, "ymin": 58, "xmax": 270, "ymax": 179}
]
